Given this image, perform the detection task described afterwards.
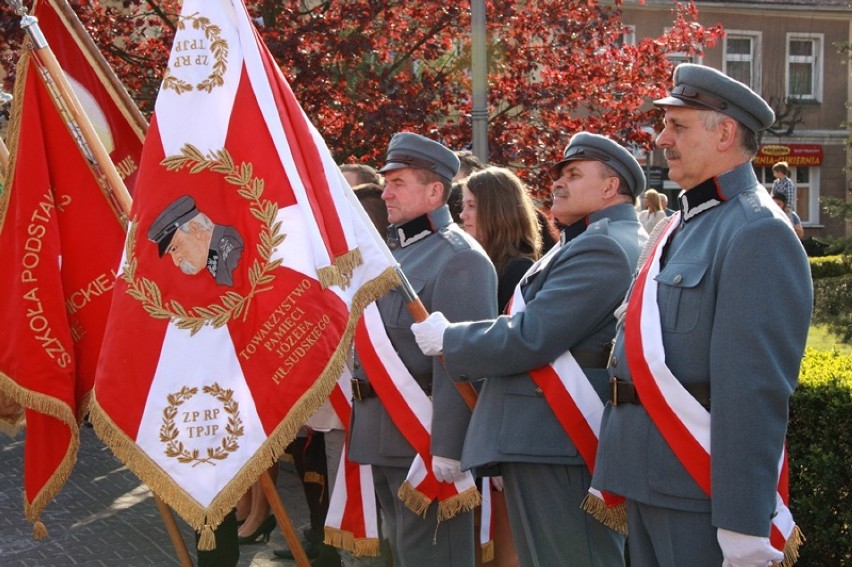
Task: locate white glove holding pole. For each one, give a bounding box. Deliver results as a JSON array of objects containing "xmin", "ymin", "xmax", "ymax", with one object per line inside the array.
[
  {"xmin": 431, "ymin": 455, "xmax": 465, "ymax": 484},
  {"xmin": 411, "ymin": 312, "xmax": 450, "ymax": 356},
  {"xmin": 718, "ymin": 528, "xmax": 783, "ymax": 567}
]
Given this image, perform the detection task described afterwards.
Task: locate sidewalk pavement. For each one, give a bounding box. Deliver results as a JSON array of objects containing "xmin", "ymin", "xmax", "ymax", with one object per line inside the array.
[{"xmin": 0, "ymin": 425, "xmax": 311, "ymax": 566}]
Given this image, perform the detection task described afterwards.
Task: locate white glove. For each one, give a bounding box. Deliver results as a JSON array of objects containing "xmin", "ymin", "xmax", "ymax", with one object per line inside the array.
[
  {"xmin": 718, "ymin": 528, "xmax": 784, "ymax": 567},
  {"xmin": 489, "ymin": 476, "xmax": 504, "ymax": 492},
  {"xmin": 431, "ymin": 455, "xmax": 465, "ymax": 484},
  {"xmin": 411, "ymin": 312, "xmax": 450, "ymax": 356}
]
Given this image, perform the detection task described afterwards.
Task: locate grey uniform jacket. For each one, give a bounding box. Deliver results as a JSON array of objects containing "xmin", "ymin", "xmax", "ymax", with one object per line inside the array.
[
  {"xmin": 441, "ymin": 203, "xmax": 646, "ymax": 472},
  {"xmin": 348, "ymin": 205, "xmax": 497, "ymax": 468},
  {"xmin": 593, "ymin": 163, "xmax": 813, "ymax": 537}
]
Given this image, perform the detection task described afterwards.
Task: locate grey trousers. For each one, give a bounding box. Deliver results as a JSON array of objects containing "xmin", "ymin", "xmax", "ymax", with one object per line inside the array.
[
  {"xmin": 501, "ymin": 462, "xmax": 625, "ymax": 567},
  {"xmin": 372, "ymin": 464, "xmax": 474, "ymax": 567},
  {"xmin": 625, "ymin": 499, "xmax": 723, "ymax": 567}
]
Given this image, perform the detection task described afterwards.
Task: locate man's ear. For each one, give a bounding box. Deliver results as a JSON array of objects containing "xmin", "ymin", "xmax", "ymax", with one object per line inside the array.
[
  {"xmin": 603, "ymin": 175, "xmax": 620, "ymax": 198},
  {"xmin": 717, "ymin": 118, "xmax": 738, "ymax": 151},
  {"xmin": 428, "ymin": 181, "xmax": 445, "ymax": 206}
]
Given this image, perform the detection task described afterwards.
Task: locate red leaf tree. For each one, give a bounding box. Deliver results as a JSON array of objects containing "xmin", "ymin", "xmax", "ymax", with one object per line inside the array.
[{"xmin": 0, "ymin": 0, "xmax": 721, "ymax": 198}]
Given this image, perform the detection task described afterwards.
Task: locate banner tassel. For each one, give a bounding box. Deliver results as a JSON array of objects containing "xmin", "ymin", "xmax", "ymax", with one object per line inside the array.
[
  {"xmin": 197, "ymin": 523, "xmax": 217, "ymax": 551},
  {"xmin": 32, "ymin": 519, "xmax": 47, "ymax": 540},
  {"xmin": 780, "ymin": 525, "xmax": 804, "ymax": 567},
  {"xmin": 581, "ymin": 493, "xmax": 628, "ymax": 535}
]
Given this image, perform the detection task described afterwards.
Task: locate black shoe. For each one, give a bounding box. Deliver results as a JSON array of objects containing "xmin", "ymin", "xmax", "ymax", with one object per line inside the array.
[
  {"xmin": 273, "ymin": 539, "xmax": 319, "ymax": 560},
  {"xmin": 237, "ymin": 514, "xmax": 276, "ymax": 544}
]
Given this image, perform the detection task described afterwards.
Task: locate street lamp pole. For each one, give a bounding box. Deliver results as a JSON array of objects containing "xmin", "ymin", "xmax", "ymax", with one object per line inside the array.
[{"xmin": 471, "ymin": 0, "xmax": 488, "ymax": 163}]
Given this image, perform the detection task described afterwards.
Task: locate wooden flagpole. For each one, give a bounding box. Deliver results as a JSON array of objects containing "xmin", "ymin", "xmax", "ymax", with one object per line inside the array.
[
  {"xmin": 7, "ymin": 2, "xmax": 194, "ymax": 565},
  {"xmin": 47, "ymin": 0, "xmax": 147, "ymax": 140},
  {"xmin": 11, "ymin": 0, "xmax": 131, "ymax": 226},
  {"xmin": 8, "ymin": 3, "xmax": 311, "ymax": 565}
]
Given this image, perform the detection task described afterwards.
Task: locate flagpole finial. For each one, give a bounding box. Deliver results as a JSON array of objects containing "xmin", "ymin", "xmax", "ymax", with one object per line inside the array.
[{"xmin": 6, "ymin": 1, "xmax": 48, "ymax": 49}]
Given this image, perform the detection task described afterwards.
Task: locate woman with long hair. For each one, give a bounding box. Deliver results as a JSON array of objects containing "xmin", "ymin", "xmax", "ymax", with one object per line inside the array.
[
  {"xmin": 638, "ymin": 188, "xmax": 667, "ymax": 234},
  {"xmin": 461, "ymin": 166, "xmax": 543, "ymax": 312},
  {"xmin": 459, "ymin": 166, "xmax": 543, "ymax": 567}
]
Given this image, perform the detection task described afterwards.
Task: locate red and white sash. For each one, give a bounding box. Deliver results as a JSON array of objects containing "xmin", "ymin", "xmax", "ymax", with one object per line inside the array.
[
  {"xmin": 623, "ymin": 213, "xmax": 801, "ymax": 564},
  {"xmin": 507, "ymin": 244, "xmax": 626, "ymax": 532},
  {"xmin": 324, "ymin": 367, "xmax": 381, "ymax": 556},
  {"xmin": 354, "ymin": 303, "xmax": 479, "ymax": 520}
]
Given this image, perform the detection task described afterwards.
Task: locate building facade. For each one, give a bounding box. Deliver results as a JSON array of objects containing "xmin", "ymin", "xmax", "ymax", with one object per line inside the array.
[{"xmin": 621, "ymin": 0, "xmax": 852, "ymax": 239}]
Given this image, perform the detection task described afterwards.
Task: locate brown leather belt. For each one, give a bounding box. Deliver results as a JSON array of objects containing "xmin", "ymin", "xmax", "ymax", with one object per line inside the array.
[
  {"xmin": 610, "ymin": 378, "xmax": 710, "ymax": 408},
  {"xmin": 351, "ymin": 376, "xmax": 432, "ymax": 401}
]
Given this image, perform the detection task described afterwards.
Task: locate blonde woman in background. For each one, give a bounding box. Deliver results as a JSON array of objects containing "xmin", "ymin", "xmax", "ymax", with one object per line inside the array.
[{"xmin": 638, "ymin": 188, "xmax": 667, "ymax": 233}]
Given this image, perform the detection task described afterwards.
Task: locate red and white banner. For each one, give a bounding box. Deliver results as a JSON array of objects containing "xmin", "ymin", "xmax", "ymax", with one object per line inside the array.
[
  {"xmin": 324, "ymin": 368, "xmax": 381, "ymax": 556},
  {"xmin": 624, "ymin": 213, "xmax": 801, "ymax": 564},
  {"xmin": 355, "ymin": 304, "xmax": 479, "ymax": 519},
  {"xmin": 90, "ymin": 0, "xmax": 397, "ymax": 545},
  {"xmin": 33, "ymin": 0, "xmax": 147, "ymax": 192},
  {"xmin": 0, "ymin": 42, "xmax": 128, "ymax": 536}
]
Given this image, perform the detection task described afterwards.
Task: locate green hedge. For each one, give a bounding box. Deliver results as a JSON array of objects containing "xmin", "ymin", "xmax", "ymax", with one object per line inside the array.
[
  {"xmin": 788, "ymin": 348, "xmax": 852, "ymax": 565},
  {"xmin": 809, "ymin": 255, "xmax": 852, "ymax": 279}
]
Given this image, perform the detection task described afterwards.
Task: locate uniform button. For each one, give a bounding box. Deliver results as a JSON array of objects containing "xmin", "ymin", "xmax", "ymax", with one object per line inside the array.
[
  {"xmin": 611, "ymin": 357, "xmax": 618, "ymax": 368},
  {"xmin": 673, "ymin": 274, "xmax": 683, "ymax": 285},
  {"xmin": 535, "ymin": 387, "xmax": 544, "ymax": 396},
  {"xmin": 459, "ymin": 374, "xmax": 469, "ymax": 381},
  {"xmin": 353, "ymin": 361, "xmax": 361, "ymax": 370}
]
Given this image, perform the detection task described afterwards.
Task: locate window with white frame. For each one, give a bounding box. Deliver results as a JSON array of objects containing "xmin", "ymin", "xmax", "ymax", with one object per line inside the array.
[
  {"xmin": 786, "ymin": 33, "xmax": 823, "ymax": 101},
  {"xmin": 724, "ymin": 31, "xmax": 761, "ymax": 92}
]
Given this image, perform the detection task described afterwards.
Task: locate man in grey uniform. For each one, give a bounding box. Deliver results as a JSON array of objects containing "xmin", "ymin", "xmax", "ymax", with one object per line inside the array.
[
  {"xmin": 593, "ymin": 64, "xmax": 813, "ymax": 566},
  {"xmin": 348, "ymin": 132, "xmax": 497, "ymax": 567},
  {"xmin": 411, "ymin": 132, "xmax": 647, "ymax": 566}
]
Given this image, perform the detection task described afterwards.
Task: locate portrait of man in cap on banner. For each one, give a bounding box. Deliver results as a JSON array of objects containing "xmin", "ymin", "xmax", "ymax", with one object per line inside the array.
[{"xmin": 147, "ymin": 194, "xmax": 244, "ymax": 287}]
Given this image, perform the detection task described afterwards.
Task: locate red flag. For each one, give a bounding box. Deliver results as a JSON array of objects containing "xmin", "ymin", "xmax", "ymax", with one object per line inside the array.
[
  {"xmin": 0, "ymin": 42, "xmax": 128, "ymax": 536},
  {"xmin": 33, "ymin": 0, "xmax": 147, "ymax": 192},
  {"xmin": 91, "ymin": 0, "xmax": 397, "ymax": 547}
]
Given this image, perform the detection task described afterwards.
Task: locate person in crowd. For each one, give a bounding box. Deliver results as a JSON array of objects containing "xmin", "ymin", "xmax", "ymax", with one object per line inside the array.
[
  {"xmin": 459, "ymin": 166, "xmax": 544, "ymax": 567},
  {"xmin": 353, "ymin": 182, "xmax": 389, "ymax": 234},
  {"xmin": 454, "ymin": 149, "xmax": 487, "ymax": 182},
  {"xmin": 460, "ymin": 166, "xmax": 542, "ymax": 312},
  {"xmin": 348, "ymin": 132, "xmax": 497, "ymax": 567},
  {"xmin": 772, "ymin": 191, "xmax": 804, "ymax": 239},
  {"xmin": 411, "ymin": 132, "xmax": 648, "ymax": 566},
  {"xmin": 593, "ymin": 63, "xmax": 812, "ymax": 567},
  {"xmin": 659, "ymin": 192, "xmax": 676, "ymax": 216},
  {"xmin": 639, "ymin": 188, "xmax": 667, "ymax": 233},
  {"xmin": 341, "ymin": 163, "xmax": 382, "ymax": 188},
  {"xmin": 771, "ymin": 161, "xmax": 796, "ymax": 211}
]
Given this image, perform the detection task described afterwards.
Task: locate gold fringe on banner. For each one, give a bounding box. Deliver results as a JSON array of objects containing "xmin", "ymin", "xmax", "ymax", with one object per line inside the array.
[
  {"xmin": 581, "ymin": 493, "xmax": 628, "ymax": 535},
  {"xmin": 90, "ymin": 267, "xmax": 401, "ymax": 548},
  {"xmin": 398, "ymin": 481, "xmax": 432, "ymax": 518},
  {"xmin": 780, "ymin": 525, "xmax": 804, "ymax": 567},
  {"xmin": 437, "ymin": 486, "xmax": 481, "ymax": 522},
  {"xmin": 32, "ymin": 520, "xmax": 48, "ymax": 540},
  {"xmin": 481, "ymin": 540, "xmax": 495, "ymax": 563},
  {"xmin": 323, "ymin": 526, "xmax": 382, "ymax": 557},
  {"xmin": 317, "ymin": 248, "xmax": 364, "ymax": 290},
  {"xmin": 197, "ymin": 522, "xmax": 216, "ymax": 551}
]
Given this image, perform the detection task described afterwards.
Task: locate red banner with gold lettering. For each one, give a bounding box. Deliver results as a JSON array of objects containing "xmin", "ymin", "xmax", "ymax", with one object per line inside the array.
[
  {"xmin": 90, "ymin": 0, "xmax": 397, "ymax": 546},
  {"xmin": 0, "ymin": 43, "xmax": 128, "ymax": 537}
]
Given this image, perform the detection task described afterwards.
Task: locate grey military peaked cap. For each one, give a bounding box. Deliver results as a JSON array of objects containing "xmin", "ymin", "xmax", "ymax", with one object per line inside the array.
[
  {"xmin": 147, "ymin": 194, "xmax": 199, "ymax": 257},
  {"xmin": 549, "ymin": 132, "xmax": 647, "ymax": 197},
  {"xmin": 379, "ymin": 132, "xmax": 460, "ymax": 182},
  {"xmin": 654, "ymin": 63, "xmax": 775, "ymax": 133}
]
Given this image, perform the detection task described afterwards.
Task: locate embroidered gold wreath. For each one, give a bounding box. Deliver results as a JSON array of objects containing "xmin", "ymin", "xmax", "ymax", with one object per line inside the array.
[
  {"xmin": 162, "ymin": 13, "xmax": 228, "ymax": 94},
  {"xmin": 123, "ymin": 145, "xmax": 285, "ymax": 335},
  {"xmin": 159, "ymin": 383, "xmax": 244, "ymax": 467}
]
